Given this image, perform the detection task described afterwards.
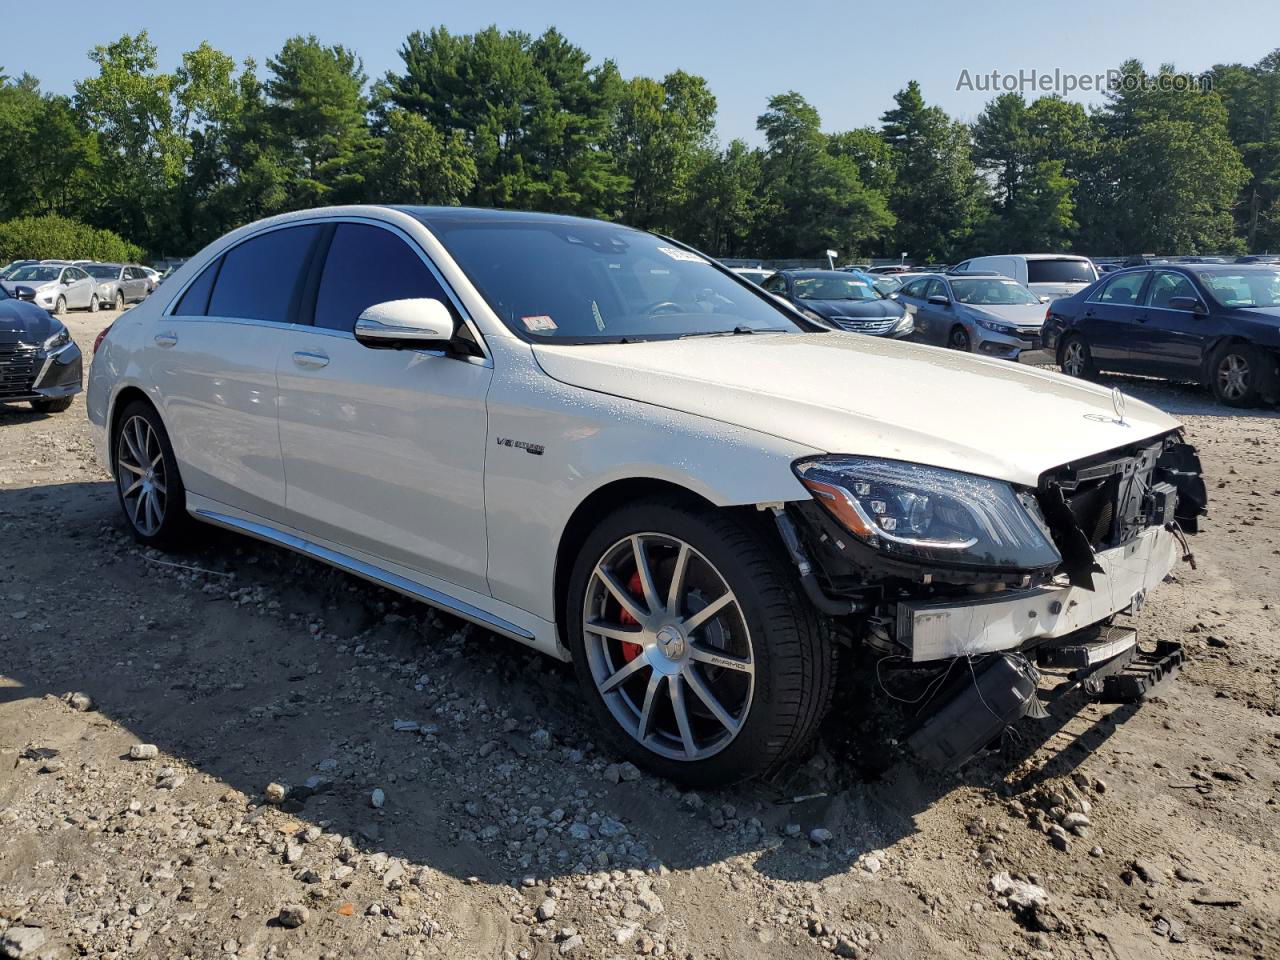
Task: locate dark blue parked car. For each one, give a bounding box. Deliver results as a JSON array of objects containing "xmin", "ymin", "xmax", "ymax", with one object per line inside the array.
[{"xmin": 1045, "ymin": 264, "xmax": 1280, "ymax": 406}]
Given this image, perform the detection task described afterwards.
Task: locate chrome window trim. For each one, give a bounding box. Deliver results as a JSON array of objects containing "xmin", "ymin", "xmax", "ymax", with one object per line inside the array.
[
  {"xmin": 161, "ymin": 215, "xmax": 492, "ymax": 366},
  {"xmin": 193, "ymin": 507, "xmax": 534, "ymax": 642}
]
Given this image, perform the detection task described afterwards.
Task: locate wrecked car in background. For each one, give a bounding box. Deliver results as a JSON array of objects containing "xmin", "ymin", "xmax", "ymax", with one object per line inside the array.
[{"xmin": 88, "ymin": 205, "xmax": 1207, "ymax": 786}]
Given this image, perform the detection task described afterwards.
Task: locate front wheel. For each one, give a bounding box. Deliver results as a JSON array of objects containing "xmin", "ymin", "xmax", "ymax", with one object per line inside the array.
[
  {"xmin": 112, "ymin": 401, "xmax": 191, "ymax": 547},
  {"xmin": 30, "ymin": 397, "xmax": 73, "ymax": 414},
  {"xmin": 52, "ymin": 296, "xmax": 66, "ymax": 316},
  {"xmin": 566, "ymin": 500, "xmax": 835, "ymax": 786},
  {"xmin": 1210, "ymin": 343, "xmax": 1262, "ymax": 407},
  {"xmin": 948, "ymin": 326, "xmax": 972, "ymax": 351}
]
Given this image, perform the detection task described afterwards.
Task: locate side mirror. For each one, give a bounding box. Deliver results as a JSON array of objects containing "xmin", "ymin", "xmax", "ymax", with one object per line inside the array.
[
  {"xmin": 354, "ymin": 298, "xmax": 456, "ymax": 349},
  {"xmin": 927, "ymin": 294, "xmax": 950, "ymax": 306},
  {"xmin": 1039, "ymin": 295, "xmax": 1051, "ymax": 303},
  {"xmin": 1167, "ymin": 296, "xmax": 1208, "ymax": 315}
]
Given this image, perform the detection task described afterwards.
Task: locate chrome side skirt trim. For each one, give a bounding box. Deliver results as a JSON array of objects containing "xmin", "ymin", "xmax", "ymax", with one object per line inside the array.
[{"xmin": 193, "ymin": 508, "xmax": 536, "ymax": 643}]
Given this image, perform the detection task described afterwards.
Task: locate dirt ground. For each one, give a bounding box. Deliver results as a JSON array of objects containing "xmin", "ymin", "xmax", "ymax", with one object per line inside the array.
[{"xmin": 1, "ymin": 309, "xmax": 1278, "ymax": 960}]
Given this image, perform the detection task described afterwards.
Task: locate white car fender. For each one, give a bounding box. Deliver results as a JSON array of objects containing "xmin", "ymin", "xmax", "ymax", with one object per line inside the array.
[{"xmin": 481, "ymin": 337, "xmax": 819, "ymax": 627}]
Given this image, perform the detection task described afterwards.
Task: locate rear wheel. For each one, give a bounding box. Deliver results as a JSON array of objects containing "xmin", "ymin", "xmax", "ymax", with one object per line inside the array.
[
  {"xmin": 948, "ymin": 326, "xmax": 972, "ymax": 351},
  {"xmin": 30, "ymin": 397, "xmax": 73, "ymax": 414},
  {"xmin": 1210, "ymin": 343, "xmax": 1262, "ymax": 407},
  {"xmin": 112, "ymin": 401, "xmax": 191, "ymax": 547},
  {"xmin": 115, "ymin": 291, "xmax": 125, "ymax": 311},
  {"xmin": 567, "ymin": 500, "xmax": 835, "ymax": 786},
  {"xmin": 88, "ymin": 294, "xmax": 99, "ymax": 313},
  {"xmin": 1059, "ymin": 334, "xmax": 1097, "ymax": 380}
]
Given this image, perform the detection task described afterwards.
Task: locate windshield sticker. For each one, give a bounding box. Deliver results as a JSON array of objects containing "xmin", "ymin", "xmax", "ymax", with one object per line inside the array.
[
  {"xmin": 657, "ymin": 246, "xmax": 709, "ymax": 264},
  {"xmin": 591, "ymin": 300, "xmax": 606, "ymax": 331},
  {"xmin": 521, "ymin": 315, "xmax": 558, "ymax": 332}
]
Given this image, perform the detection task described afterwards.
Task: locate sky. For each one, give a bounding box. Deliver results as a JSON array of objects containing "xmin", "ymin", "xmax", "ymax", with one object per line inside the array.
[{"xmin": 6, "ymin": 0, "xmax": 1280, "ymax": 144}]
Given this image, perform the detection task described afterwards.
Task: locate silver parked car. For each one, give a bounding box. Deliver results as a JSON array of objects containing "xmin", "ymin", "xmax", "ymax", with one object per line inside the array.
[
  {"xmin": 0, "ymin": 263, "xmax": 99, "ymax": 314},
  {"xmin": 83, "ymin": 263, "xmax": 151, "ymax": 310},
  {"xmin": 897, "ymin": 272, "xmax": 1047, "ymax": 359}
]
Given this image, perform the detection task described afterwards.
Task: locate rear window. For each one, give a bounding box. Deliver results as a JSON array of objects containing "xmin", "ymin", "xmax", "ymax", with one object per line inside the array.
[
  {"xmin": 1026, "ymin": 259, "xmax": 1096, "ymax": 285},
  {"xmin": 173, "ymin": 260, "xmax": 221, "ymax": 316},
  {"xmin": 207, "ymin": 225, "xmax": 322, "ymax": 323}
]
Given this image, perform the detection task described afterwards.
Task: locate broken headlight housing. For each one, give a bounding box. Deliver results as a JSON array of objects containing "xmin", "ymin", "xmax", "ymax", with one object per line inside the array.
[{"xmin": 794, "ymin": 456, "xmax": 1061, "ymax": 571}]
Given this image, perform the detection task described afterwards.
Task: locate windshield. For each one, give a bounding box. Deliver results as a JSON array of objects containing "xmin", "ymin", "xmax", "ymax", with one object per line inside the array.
[
  {"xmin": 423, "ymin": 218, "xmax": 803, "ymax": 342},
  {"xmin": 793, "ymin": 275, "xmax": 882, "ymax": 301},
  {"xmin": 1196, "ymin": 268, "xmax": 1280, "ymax": 308},
  {"xmin": 1026, "ymin": 259, "xmax": 1096, "ymax": 284},
  {"xmin": 85, "ymin": 264, "xmax": 120, "ymax": 279},
  {"xmin": 871, "ymin": 275, "xmax": 902, "ymax": 295},
  {"xmin": 951, "ymin": 277, "xmax": 1040, "ymax": 305},
  {"xmin": 8, "ymin": 266, "xmax": 61, "ymax": 282}
]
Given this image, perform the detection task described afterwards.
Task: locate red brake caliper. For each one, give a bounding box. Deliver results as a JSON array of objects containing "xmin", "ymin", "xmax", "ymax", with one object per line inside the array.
[{"xmin": 617, "ymin": 570, "xmax": 645, "ymax": 663}]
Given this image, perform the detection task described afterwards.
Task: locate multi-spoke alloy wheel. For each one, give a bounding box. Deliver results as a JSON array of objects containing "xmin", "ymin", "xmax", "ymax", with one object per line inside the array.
[
  {"xmin": 583, "ymin": 533, "xmax": 754, "ymax": 761},
  {"xmin": 568, "ymin": 500, "xmax": 836, "ymax": 786},
  {"xmin": 1216, "ymin": 353, "xmax": 1249, "ymax": 401},
  {"xmin": 116, "ymin": 414, "xmax": 168, "ymax": 536},
  {"xmin": 1060, "ymin": 336, "xmax": 1095, "ymax": 379}
]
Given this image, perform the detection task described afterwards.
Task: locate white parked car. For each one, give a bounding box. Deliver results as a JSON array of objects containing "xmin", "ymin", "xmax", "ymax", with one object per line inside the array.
[
  {"xmin": 87, "ymin": 206, "xmax": 1206, "ymax": 785},
  {"xmin": 951, "ymin": 253, "xmax": 1099, "ymax": 301}
]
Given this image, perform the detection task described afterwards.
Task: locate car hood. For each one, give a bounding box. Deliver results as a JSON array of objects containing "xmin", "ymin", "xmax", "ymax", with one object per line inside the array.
[
  {"xmin": 532, "ymin": 333, "xmax": 1179, "ymax": 487},
  {"xmin": 962, "ymin": 303, "xmax": 1047, "ymax": 328},
  {"xmin": 799, "ymin": 298, "xmax": 903, "ymax": 320},
  {"xmin": 0, "ymin": 299, "xmax": 60, "ymax": 341}
]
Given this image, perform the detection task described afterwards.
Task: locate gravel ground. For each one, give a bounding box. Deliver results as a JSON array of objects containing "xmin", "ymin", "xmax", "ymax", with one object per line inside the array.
[{"xmin": 1, "ymin": 311, "xmax": 1278, "ymax": 960}]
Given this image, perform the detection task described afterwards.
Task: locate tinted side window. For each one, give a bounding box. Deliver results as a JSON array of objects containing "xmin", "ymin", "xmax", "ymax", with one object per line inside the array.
[
  {"xmin": 1093, "ymin": 271, "xmax": 1147, "ymax": 305},
  {"xmin": 208, "ymin": 225, "xmax": 321, "ymax": 323},
  {"xmin": 1145, "ymin": 271, "xmax": 1197, "ymax": 309},
  {"xmin": 762, "ymin": 274, "xmax": 786, "ymax": 294},
  {"xmin": 313, "ymin": 224, "xmax": 449, "ymax": 332},
  {"xmin": 174, "ymin": 259, "xmax": 221, "ymax": 316}
]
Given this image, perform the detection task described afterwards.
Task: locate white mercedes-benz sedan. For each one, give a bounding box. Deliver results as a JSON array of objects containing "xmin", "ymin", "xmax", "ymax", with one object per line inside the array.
[{"xmin": 87, "ymin": 205, "xmax": 1207, "ymax": 785}]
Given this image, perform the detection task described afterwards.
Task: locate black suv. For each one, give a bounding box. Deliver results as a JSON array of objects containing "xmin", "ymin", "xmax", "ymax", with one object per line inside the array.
[{"xmin": 1044, "ymin": 264, "xmax": 1280, "ymax": 406}]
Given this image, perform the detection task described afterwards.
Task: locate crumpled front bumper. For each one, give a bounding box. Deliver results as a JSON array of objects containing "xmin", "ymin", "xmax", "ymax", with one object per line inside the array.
[{"xmin": 896, "ymin": 523, "xmax": 1179, "ymax": 663}]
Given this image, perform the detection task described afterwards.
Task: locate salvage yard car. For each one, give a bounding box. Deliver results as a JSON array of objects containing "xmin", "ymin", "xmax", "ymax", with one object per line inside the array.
[
  {"xmin": 0, "ymin": 283, "xmax": 82, "ymax": 413},
  {"xmin": 87, "ymin": 205, "xmax": 1207, "ymax": 785},
  {"xmin": 1047, "ymin": 263, "xmax": 1280, "ymax": 407}
]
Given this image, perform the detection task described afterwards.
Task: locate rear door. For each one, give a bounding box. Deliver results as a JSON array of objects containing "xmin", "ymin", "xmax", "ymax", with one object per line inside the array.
[
  {"xmin": 124, "ymin": 267, "xmax": 147, "ymax": 302},
  {"xmin": 150, "ymin": 223, "xmax": 323, "ymax": 517},
  {"xmin": 1131, "ymin": 270, "xmax": 1214, "ymax": 377},
  {"xmin": 1078, "ymin": 270, "xmax": 1150, "ymax": 369},
  {"xmin": 275, "ymin": 220, "xmax": 493, "ymax": 593},
  {"xmin": 896, "ymin": 278, "xmax": 936, "ymax": 342}
]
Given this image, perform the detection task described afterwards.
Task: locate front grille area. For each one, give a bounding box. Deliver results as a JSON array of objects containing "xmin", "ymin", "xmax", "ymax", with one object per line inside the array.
[
  {"xmin": 830, "ymin": 316, "xmax": 898, "ymax": 335},
  {"xmin": 0, "ymin": 341, "xmax": 40, "ymax": 398},
  {"xmin": 1040, "ymin": 437, "xmax": 1167, "ymax": 551}
]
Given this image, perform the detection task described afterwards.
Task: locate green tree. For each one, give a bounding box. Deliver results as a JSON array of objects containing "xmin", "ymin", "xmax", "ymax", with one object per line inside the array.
[
  {"xmin": 679, "ymin": 140, "xmax": 765, "ymax": 255},
  {"xmin": 265, "ymin": 35, "xmax": 374, "ymax": 207},
  {"xmin": 1212, "ymin": 51, "xmax": 1280, "ymax": 251},
  {"xmin": 0, "ymin": 75, "xmax": 98, "ymax": 220},
  {"xmin": 376, "ymin": 108, "xmax": 476, "ymax": 204},
  {"xmin": 755, "ymin": 92, "xmax": 894, "ymax": 258},
  {"xmin": 881, "ymin": 81, "xmax": 986, "ymax": 262}
]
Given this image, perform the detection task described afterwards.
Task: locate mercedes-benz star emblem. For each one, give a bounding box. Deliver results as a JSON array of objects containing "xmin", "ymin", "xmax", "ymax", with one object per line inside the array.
[{"xmin": 1111, "ymin": 387, "xmax": 1127, "ymax": 425}]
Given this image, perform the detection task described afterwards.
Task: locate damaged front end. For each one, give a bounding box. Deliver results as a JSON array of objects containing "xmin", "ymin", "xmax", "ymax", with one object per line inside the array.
[{"xmin": 775, "ymin": 432, "xmax": 1207, "ymax": 768}]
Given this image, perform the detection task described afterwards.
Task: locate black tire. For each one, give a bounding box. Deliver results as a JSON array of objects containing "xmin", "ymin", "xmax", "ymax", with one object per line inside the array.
[
  {"xmin": 52, "ymin": 296, "xmax": 66, "ymax": 316},
  {"xmin": 112, "ymin": 400, "xmax": 192, "ymax": 547},
  {"xmin": 88, "ymin": 294, "xmax": 99, "ymax": 313},
  {"xmin": 948, "ymin": 326, "xmax": 972, "ymax": 351},
  {"xmin": 115, "ymin": 291, "xmax": 125, "ymax": 311},
  {"xmin": 1208, "ymin": 342, "xmax": 1262, "ymax": 407},
  {"xmin": 566, "ymin": 499, "xmax": 835, "ymax": 786},
  {"xmin": 30, "ymin": 397, "xmax": 73, "ymax": 414},
  {"xmin": 1059, "ymin": 333, "xmax": 1098, "ymax": 380}
]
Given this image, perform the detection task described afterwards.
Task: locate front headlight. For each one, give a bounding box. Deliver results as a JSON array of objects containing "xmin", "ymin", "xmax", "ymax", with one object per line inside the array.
[
  {"xmin": 974, "ymin": 317, "xmax": 1015, "ymax": 334},
  {"xmin": 892, "ymin": 312, "xmax": 914, "ymax": 334},
  {"xmin": 43, "ymin": 326, "xmax": 71, "ymax": 351},
  {"xmin": 794, "ymin": 456, "xmax": 1061, "ymax": 570}
]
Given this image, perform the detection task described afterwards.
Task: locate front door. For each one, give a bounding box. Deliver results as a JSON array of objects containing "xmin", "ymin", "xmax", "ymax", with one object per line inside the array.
[
  {"xmin": 275, "ymin": 221, "xmax": 492, "ymax": 594},
  {"xmin": 1130, "ymin": 270, "xmax": 1213, "ymax": 378}
]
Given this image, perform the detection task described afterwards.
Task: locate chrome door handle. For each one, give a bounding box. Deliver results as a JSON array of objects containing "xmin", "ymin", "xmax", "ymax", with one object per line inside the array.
[
  {"xmin": 154, "ymin": 333, "xmax": 178, "ymax": 348},
  {"xmin": 292, "ymin": 351, "xmax": 330, "ymax": 369}
]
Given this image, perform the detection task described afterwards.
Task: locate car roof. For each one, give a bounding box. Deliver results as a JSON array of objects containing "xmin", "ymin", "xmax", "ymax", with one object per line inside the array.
[
  {"xmin": 780, "ymin": 269, "xmax": 871, "ymax": 279},
  {"xmin": 390, "ymin": 204, "xmax": 634, "ymax": 231},
  {"xmin": 1010, "ymin": 253, "xmax": 1092, "ymax": 261}
]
